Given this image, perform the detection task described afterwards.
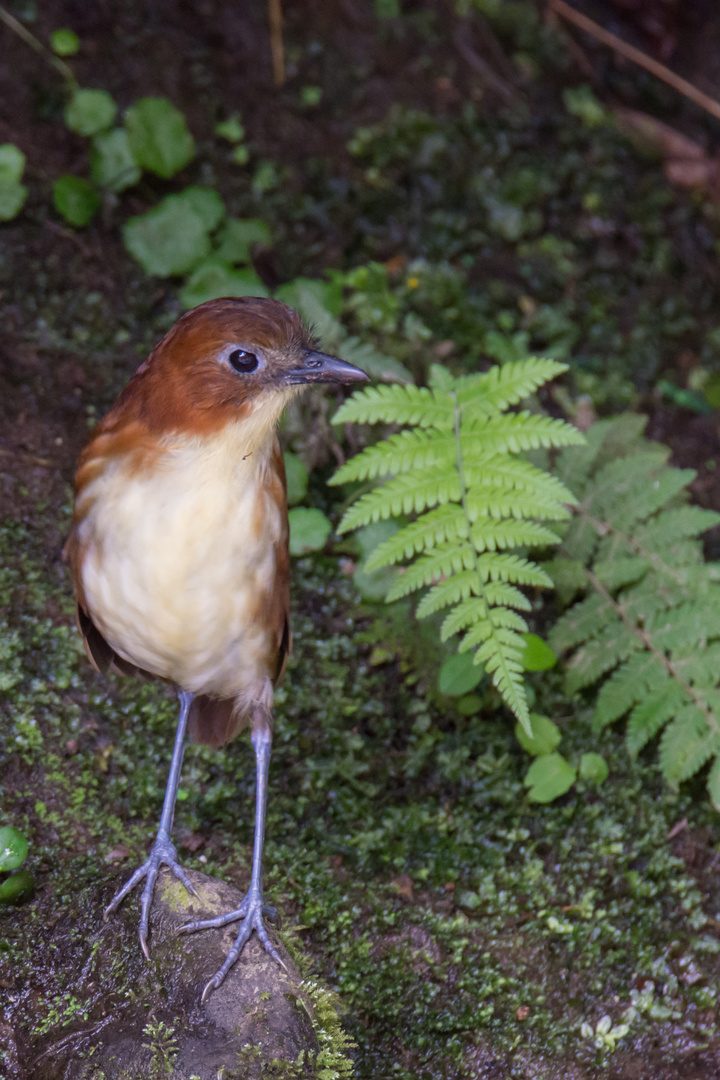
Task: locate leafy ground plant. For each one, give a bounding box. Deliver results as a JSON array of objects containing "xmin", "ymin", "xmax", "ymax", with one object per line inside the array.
[
  {"xmin": 548, "ymin": 415, "xmax": 720, "ymax": 806},
  {"xmin": 330, "ymin": 359, "xmax": 583, "ymax": 730}
]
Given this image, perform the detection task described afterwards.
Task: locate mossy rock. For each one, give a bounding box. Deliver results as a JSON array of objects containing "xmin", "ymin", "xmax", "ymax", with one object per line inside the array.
[{"xmin": 11, "ymin": 868, "xmax": 325, "ymax": 1079}]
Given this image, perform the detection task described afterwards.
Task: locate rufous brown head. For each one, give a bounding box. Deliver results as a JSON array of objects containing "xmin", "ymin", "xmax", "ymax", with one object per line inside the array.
[{"xmin": 106, "ymin": 297, "xmax": 369, "ymax": 439}]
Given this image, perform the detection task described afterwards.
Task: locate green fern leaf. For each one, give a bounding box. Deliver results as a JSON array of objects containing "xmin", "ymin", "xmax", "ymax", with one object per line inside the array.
[
  {"xmin": 365, "ymin": 506, "xmax": 468, "ymax": 569},
  {"xmin": 333, "ymin": 383, "xmax": 455, "ymax": 428},
  {"xmin": 636, "ymin": 506, "xmax": 720, "ymax": 548},
  {"xmin": 550, "ymin": 593, "xmax": 615, "ymax": 653},
  {"xmin": 440, "ymin": 596, "xmax": 489, "ymax": 639},
  {"xmin": 463, "ymin": 457, "xmax": 577, "ymax": 504},
  {"xmin": 416, "ymin": 571, "xmax": 484, "ymax": 619},
  {"xmin": 385, "ymin": 544, "xmax": 476, "ymax": 600},
  {"xmin": 440, "ymin": 586, "xmax": 532, "ymax": 639},
  {"xmin": 469, "ymin": 520, "xmax": 562, "ymax": 552},
  {"xmin": 593, "ymin": 556, "xmax": 650, "ymax": 590},
  {"xmin": 609, "ymin": 468, "xmax": 697, "ymax": 531},
  {"xmin": 338, "ymin": 467, "xmax": 460, "ymax": 532},
  {"xmin": 330, "ymin": 429, "xmax": 455, "ymax": 485},
  {"xmin": 564, "ymin": 624, "xmax": 641, "ymax": 696},
  {"xmin": 674, "ymin": 643, "xmax": 720, "ymax": 688},
  {"xmin": 593, "ymin": 652, "xmax": 666, "ymax": 730},
  {"xmin": 659, "ymin": 705, "xmax": 720, "ymax": 786},
  {"xmin": 460, "ymin": 411, "xmax": 585, "ymax": 451},
  {"xmin": 651, "ymin": 599, "xmax": 720, "ymax": 651},
  {"xmin": 455, "ymin": 358, "xmax": 568, "ymax": 416},
  {"xmin": 332, "ymin": 359, "xmax": 578, "ymax": 725},
  {"xmin": 625, "ymin": 678, "xmax": 684, "ymax": 756},
  {"xmin": 465, "ymin": 489, "xmax": 571, "ymax": 523}
]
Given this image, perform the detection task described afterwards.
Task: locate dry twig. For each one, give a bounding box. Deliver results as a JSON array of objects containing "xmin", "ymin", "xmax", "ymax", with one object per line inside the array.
[{"xmin": 548, "ymin": 0, "xmax": 720, "ymax": 124}]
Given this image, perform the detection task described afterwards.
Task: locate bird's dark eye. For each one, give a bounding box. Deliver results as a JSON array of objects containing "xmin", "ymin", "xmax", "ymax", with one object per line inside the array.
[{"xmin": 228, "ymin": 349, "xmax": 259, "ymax": 374}]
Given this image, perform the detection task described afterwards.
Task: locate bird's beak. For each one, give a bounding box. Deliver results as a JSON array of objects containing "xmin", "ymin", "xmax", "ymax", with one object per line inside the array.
[{"xmin": 284, "ymin": 351, "xmax": 370, "ymax": 386}]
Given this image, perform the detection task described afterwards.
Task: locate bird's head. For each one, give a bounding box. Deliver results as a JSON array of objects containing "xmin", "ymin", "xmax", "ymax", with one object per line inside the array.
[{"xmin": 111, "ymin": 297, "xmax": 369, "ymax": 440}]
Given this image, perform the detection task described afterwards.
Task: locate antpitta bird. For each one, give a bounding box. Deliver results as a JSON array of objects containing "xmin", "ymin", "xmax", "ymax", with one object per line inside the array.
[{"xmin": 65, "ymin": 297, "xmax": 368, "ymax": 998}]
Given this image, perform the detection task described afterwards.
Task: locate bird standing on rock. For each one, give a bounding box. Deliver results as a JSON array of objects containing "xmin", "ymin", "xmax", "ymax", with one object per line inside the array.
[{"xmin": 65, "ymin": 297, "xmax": 368, "ymax": 998}]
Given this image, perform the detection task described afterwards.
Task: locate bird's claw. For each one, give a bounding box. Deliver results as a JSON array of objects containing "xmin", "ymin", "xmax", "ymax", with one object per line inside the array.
[
  {"xmin": 179, "ymin": 886, "xmax": 285, "ymax": 998},
  {"xmin": 104, "ymin": 834, "xmax": 198, "ymax": 958}
]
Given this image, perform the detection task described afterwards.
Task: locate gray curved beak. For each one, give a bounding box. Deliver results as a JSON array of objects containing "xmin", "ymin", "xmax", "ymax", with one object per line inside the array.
[{"xmin": 285, "ymin": 350, "xmax": 370, "ymax": 386}]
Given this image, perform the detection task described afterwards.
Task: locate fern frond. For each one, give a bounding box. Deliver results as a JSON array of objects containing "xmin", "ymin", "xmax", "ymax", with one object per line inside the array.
[
  {"xmin": 465, "ymin": 489, "xmax": 571, "ymax": 523},
  {"xmin": 550, "ymin": 593, "xmax": 615, "ymax": 653},
  {"xmin": 549, "ymin": 414, "xmax": 720, "ymax": 809},
  {"xmin": 454, "ymin": 358, "xmax": 568, "ymax": 416},
  {"xmin": 460, "ymin": 411, "xmax": 585, "ymax": 450},
  {"xmin": 593, "ymin": 556, "xmax": 649, "ymax": 590},
  {"xmin": 463, "ymin": 457, "xmax": 577, "ymax": 504},
  {"xmin": 385, "ymin": 543, "xmax": 476, "ymax": 600},
  {"xmin": 416, "ymin": 571, "xmax": 484, "ymax": 618},
  {"xmin": 564, "ymin": 625, "xmax": 641, "ymax": 696},
  {"xmin": 333, "ymin": 383, "xmax": 455, "ymax": 428},
  {"xmin": 659, "ymin": 706, "xmax": 719, "ymax": 786},
  {"xmin": 625, "ymin": 678, "xmax": 684, "ymax": 755},
  {"xmin": 338, "ymin": 467, "xmax": 460, "ymax": 532},
  {"xmin": 593, "ymin": 652, "xmax": 665, "ymax": 729},
  {"xmin": 469, "ymin": 520, "xmax": 562, "ymax": 552},
  {"xmin": 333, "ymin": 359, "xmax": 578, "ymax": 724},
  {"xmin": 329, "ymin": 429, "xmax": 453, "ymax": 485},
  {"xmin": 440, "ymin": 586, "xmax": 532, "ymax": 639},
  {"xmin": 365, "ymin": 506, "xmax": 468, "ymax": 570},
  {"xmin": 609, "ymin": 468, "xmax": 697, "ymax": 532},
  {"xmin": 635, "ymin": 506, "xmax": 720, "ymax": 548}
]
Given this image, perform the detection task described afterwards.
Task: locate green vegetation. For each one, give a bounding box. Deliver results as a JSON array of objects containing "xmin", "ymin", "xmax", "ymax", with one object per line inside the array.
[
  {"xmin": 3, "ymin": 2, "xmax": 720, "ymax": 1075},
  {"xmin": 331, "ymin": 360, "xmax": 582, "ymax": 728}
]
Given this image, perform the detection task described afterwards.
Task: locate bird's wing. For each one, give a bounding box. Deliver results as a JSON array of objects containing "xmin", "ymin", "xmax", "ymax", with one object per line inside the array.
[{"xmin": 74, "ymin": 602, "xmax": 147, "ymax": 679}]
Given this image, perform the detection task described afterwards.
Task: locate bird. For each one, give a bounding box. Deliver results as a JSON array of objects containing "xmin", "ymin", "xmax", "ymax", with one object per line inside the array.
[{"xmin": 65, "ymin": 296, "xmax": 368, "ymax": 999}]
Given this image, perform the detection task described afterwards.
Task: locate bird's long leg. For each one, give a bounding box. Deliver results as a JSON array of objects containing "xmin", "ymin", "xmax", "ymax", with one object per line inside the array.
[
  {"xmin": 179, "ymin": 703, "xmax": 284, "ymax": 1000},
  {"xmin": 104, "ymin": 688, "xmax": 198, "ymax": 957}
]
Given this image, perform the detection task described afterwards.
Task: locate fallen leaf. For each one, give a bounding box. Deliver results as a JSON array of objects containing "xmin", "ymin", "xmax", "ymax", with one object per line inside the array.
[{"xmin": 391, "ymin": 874, "xmax": 414, "ymax": 901}]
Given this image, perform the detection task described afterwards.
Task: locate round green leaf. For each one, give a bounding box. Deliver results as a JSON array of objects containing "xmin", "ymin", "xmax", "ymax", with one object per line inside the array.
[
  {"xmin": 0, "ymin": 143, "xmax": 26, "ymax": 183},
  {"xmin": 521, "ymin": 633, "xmax": 557, "ymax": 672},
  {"xmin": 53, "ymin": 175, "xmax": 101, "ymax": 227},
  {"xmin": 284, "ymin": 452, "xmax": 309, "ymax": 506},
  {"xmin": 214, "ymin": 218, "xmax": 271, "ymax": 265},
  {"xmin": 0, "ymin": 181, "xmax": 27, "ymax": 221},
  {"xmin": 352, "ymin": 520, "xmax": 399, "ymax": 600},
  {"xmin": 0, "ymin": 869, "xmax": 34, "ymax": 904},
  {"xmin": 438, "ymin": 652, "xmax": 484, "ymax": 697},
  {"xmin": 51, "ymin": 28, "xmax": 80, "ymax": 55},
  {"xmin": 90, "ymin": 128, "xmax": 141, "ymax": 192},
  {"xmin": 64, "ymin": 88, "xmax": 117, "ymax": 136},
  {"xmin": 0, "ymin": 144, "xmax": 28, "ymax": 221},
  {"xmin": 524, "ymin": 753, "xmax": 576, "ymax": 804},
  {"xmin": 275, "ymin": 276, "xmax": 344, "ymax": 319},
  {"xmin": 125, "ymin": 97, "xmax": 196, "ymax": 178},
  {"xmin": 124, "ymin": 196, "xmax": 212, "ymax": 277},
  {"xmin": 289, "ymin": 507, "xmax": 332, "ymax": 556},
  {"xmin": 0, "ymin": 826, "xmax": 28, "ymax": 871},
  {"xmin": 515, "ymin": 714, "xmax": 561, "ymax": 757},
  {"xmin": 181, "ymin": 186, "xmax": 225, "ymax": 232},
  {"xmin": 579, "ymin": 752, "xmax": 609, "ymax": 785},
  {"xmin": 215, "ymin": 115, "xmax": 245, "ymax": 143},
  {"xmin": 179, "ymin": 260, "xmax": 269, "ymax": 309}
]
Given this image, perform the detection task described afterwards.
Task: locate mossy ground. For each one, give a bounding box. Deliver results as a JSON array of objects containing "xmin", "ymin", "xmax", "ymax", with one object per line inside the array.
[{"xmin": 3, "ymin": 2, "xmax": 720, "ymax": 1077}]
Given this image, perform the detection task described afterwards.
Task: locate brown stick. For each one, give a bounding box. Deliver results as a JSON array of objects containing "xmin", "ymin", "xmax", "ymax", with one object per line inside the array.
[
  {"xmin": 0, "ymin": 4, "xmax": 76, "ymax": 85},
  {"xmin": 267, "ymin": 0, "xmax": 285, "ymax": 88},
  {"xmin": 548, "ymin": 0, "xmax": 720, "ymax": 124}
]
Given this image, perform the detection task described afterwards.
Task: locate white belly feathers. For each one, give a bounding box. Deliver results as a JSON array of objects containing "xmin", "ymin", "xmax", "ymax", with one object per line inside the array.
[{"xmin": 76, "ymin": 423, "xmax": 283, "ymax": 699}]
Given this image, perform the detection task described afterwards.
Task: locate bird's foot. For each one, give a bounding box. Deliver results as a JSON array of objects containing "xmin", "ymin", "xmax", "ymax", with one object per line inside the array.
[
  {"xmin": 104, "ymin": 833, "xmax": 198, "ymax": 959},
  {"xmin": 179, "ymin": 884, "xmax": 285, "ymax": 1000}
]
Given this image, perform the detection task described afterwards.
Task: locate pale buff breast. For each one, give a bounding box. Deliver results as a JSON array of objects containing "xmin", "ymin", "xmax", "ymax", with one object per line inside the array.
[{"xmin": 75, "ymin": 420, "xmax": 285, "ymax": 701}]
